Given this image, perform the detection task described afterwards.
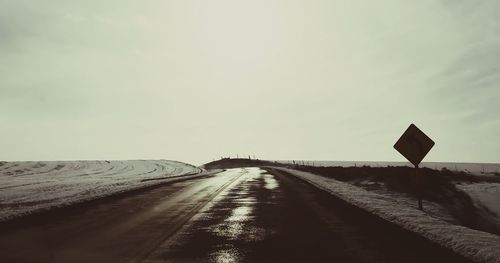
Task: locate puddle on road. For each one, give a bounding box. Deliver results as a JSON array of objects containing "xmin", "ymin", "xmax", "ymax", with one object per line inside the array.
[
  {"xmin": 209, "ymin": 246, "xmax": 241, "ymax": 263},
  {"xmin": 212, "ymin": 219, "xmax": 245, "ymax": 239},
  {"xmin": 174, "ymin": 168, "xmax": 278, "ymax": 262},
  {"xmin": 218, "ymin": 171, "xmax": 273, "ymax": 238},
  {"xmin": 227, "ymin": 206, "xmax": 252, "ymax": 222},
  {"xmin": 263, "ymin": 173, "xmax": 278, "ymax": 190},
  {"xmin": 235, "ymin": 196, "xmax": 256, "ymax": 204},
  {"xmin": 212, "ymin": 202, "xmax": 266, "ymax": 242}
]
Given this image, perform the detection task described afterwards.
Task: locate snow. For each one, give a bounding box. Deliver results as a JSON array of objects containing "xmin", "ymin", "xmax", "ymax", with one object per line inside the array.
[
  {"xmin": 275, "ymin": 167, "xmax": 500, "ymax": 263},
  {"xmin": 0, "ymin": 160, "xmax": 202, "ymax": 222},
  {"xmin": 457, "ymin": 183, "xmax": 500, "ymax": 217},
  {"xmin": 356, "ymin": 179, "xmax": 460, "ymax": 224}
]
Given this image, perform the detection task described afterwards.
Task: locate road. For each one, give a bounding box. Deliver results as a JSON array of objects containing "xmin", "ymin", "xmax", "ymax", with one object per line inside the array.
[{"xmin": 0, "ymin": 167, "xmax": 468, "ymax": 263}]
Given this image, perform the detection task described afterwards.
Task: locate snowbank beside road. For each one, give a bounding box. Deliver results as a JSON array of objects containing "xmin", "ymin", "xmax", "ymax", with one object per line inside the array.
[
  {"xmin": 275, "ymin": 167, "xmax": 500, "ymax": 263},
  {"xmin": 457, "ymin": 183, "xmax": 500, "ymax": 218},
  {"xmin": 0, "ymin": 160, "xmax": 202, "ymax": 222}
]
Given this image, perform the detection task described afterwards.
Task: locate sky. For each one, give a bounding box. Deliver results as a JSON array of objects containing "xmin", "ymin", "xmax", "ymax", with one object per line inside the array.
[{"xmin": 1, "ymin": 0, "xmax": 499, "ymax": 165}]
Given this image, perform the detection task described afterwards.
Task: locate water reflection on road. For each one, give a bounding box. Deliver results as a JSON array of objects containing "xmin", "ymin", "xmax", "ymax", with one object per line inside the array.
[
  {"xmin": 207, "ymin": 168, "xmax": 271, "ymax": 262},
  {"xmin": 147, "ymin": 167, "xmax": 278, "ymax": 263},
  {"xmin": 263, "ymin": 173, "xmax": 278, "ymax": 190}
]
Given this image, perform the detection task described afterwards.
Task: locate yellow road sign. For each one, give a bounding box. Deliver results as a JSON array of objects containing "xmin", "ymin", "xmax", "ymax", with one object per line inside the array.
[{"xmin": 394, "ymin": 124, "xmax": 435, "ymax": 167}]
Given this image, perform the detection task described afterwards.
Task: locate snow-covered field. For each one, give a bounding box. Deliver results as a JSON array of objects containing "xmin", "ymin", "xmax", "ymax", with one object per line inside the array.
[
  {"xmin": 276, "ymin": 167, "xmax": 500, "ymax": 263},
  {"xmin": 0, "ymin": 160, "xmax": 202, "ymax": 222},
  {"xmin": 276, "ymin": 160, "xmax": 500, "ymax": 176}
]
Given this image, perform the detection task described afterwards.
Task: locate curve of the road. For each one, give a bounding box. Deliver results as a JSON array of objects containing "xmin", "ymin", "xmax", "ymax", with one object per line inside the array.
[{"xmin": 0, "ymin": 167, "xmax": 469, "ymax": 263}]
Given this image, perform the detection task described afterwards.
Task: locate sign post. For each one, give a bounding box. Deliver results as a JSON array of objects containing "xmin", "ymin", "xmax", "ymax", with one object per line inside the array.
[
  {"xmin": 415, "ymin": 165, "xmax": 422, "ymax": 210},
  {"xmin": 394, "ymin": 124, "xmax": 435, "ymax": 210}
]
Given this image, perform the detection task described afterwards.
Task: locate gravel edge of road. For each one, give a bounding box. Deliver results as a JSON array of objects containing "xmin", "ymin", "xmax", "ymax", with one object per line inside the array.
[{"xmin": 271, "ymin": 167, "xmax": 500, "ymax": 263}]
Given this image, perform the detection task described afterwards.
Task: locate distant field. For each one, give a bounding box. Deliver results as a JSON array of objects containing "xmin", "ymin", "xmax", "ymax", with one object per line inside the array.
[
  {"xmin": 276, "ymin": 160, "xmax": 500, "ymax": 176},
  {"xmin": 0, "ymin": 160, "xmax": 201, "ymax": 221}
]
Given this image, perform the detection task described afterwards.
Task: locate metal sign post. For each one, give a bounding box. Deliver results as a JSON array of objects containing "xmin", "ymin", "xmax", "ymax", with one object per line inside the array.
[
  {"xmin": 415, "ymin": 165, "xmax": 422, "ymax": 210},
  {"xmin": 394, "ymin": 124, "xmax": 435, "ymax": 211}
]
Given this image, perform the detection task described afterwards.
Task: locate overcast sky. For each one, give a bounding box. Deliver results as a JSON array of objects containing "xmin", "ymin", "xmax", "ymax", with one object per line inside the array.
[{"xmin": 1, "ymin": 0, "xmax": 499, "ymax": 165}]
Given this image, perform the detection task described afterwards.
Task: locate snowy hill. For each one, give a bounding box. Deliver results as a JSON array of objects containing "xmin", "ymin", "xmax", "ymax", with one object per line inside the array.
[{"xmin": 0, "ymin": 160, "xmax": 202, "ymax": 222}]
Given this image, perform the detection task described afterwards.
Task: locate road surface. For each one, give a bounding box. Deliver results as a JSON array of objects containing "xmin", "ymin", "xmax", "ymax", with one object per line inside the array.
[{"xmin": 0, "ymin": 167, "xmax": 468, "ymax": 262}]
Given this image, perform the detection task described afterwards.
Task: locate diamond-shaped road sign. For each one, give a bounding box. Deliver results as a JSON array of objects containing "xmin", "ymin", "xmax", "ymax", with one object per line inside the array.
[{"xmin": 394, "ymin": 124, "xmax": 435, "ymax": 167}]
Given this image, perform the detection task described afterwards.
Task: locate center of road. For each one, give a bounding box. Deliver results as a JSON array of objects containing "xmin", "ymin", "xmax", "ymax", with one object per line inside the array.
[{"xmin": 144, "ymin": 167, "xmax": 381, "ymax": 263}]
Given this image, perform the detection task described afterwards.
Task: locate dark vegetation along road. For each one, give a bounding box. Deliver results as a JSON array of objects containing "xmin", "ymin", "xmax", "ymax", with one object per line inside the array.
[{"xmin": 0, "ymin": 166, "xmax": 471, "ymax": 262}]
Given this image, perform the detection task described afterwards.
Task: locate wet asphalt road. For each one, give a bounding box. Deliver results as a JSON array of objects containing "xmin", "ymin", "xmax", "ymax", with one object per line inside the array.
[{"xmin": 0, "ymin": 167, "xmax": 467, "ymax": 263}]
